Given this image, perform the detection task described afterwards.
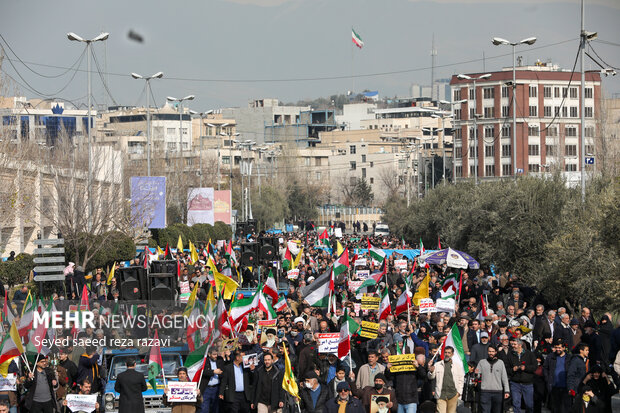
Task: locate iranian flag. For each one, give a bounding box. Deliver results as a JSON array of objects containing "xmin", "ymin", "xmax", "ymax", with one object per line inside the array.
[
  {"xmin": 147, "ymin": 331, "xmax": 164, "ymax": 393},
  {"xmin": 300, "ymin": 267, "xmax": 332, "ymax": 307},
  {"xmin": 229, "ymin": 289, "xmax": 259, "ymax": 323},
  {"xmin": 352, "ymin": 28, "xmax": 364, "ymax": 49},
  {"xmin": 420, "ymin": 238, "xmax": 425, "ymax": 255},
  {"xmin": 476, "ymin": 294, "xmax": 488, "ymax": 322},
  {"xmin": 441, "ymin": 325, "xmax": 468, "ymax": 374},
  {"xmin": 274, "ymin": 295, "xmax": 288, "ymax": 312},
  {"xmin": 378, "ymin": 287, "xmax": 391, "ymax": 320},
  {"xmin": 263, "ymin": 270, "xmax": 279, "ymax": 305},
  {"xmin": 2, "ymin": 291, "xmax": 14, "ymax": 325},
  {"xmin": 216, "ymin": 294, "xmax": 232, "ymax": 336},
  {"xmin": 333, "ymin": 248, "xmax": 349, "ymax": 276},
  {"xmin": 337, "ymin": 308, "xmax": 360, "ymax": 359},
  {"xmin": 319, "ymin": 229, "xmax": 331, "ymax": 248},
  {"xmin": 394, "ymin": 281, "xmax": 412, "ymax": 316},
  {"xmin": 184, "ymin": 342, "xmax": 209, "ymax": 383},
  {"xmin": 440, "ymin": 274, "xmax": 458, "ymax": 299},
  {"xmin": 258, "ymin": 291, "xmax": 277, "ymax": 320},
  {"xmin": 368, "ymin": 242, "xmax": 386, "ymax": 263}
]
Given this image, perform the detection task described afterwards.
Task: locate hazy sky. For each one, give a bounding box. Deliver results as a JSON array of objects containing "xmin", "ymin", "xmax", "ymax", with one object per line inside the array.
[{"xmin": 1, "ymin": 0, "xmax": 619, "ymax": 111}]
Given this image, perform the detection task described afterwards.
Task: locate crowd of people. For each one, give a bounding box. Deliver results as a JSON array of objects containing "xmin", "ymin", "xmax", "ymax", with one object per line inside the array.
[{"xmin": 3, "ymin": 230, "xmax": 620, "ymax": 413}]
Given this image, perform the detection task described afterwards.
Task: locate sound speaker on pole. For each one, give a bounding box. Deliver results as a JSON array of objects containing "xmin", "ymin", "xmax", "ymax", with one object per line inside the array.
[
  {"xmin": 148, "ymin": 273, "xmax": 178, "ymax": 304},
  {"xmin": 151, "ymin": 260, "xmax": 178, "ymax": 277},
  {"xmin": 117, "ymin": 266, "xmax": 147, "ymax": 300}
]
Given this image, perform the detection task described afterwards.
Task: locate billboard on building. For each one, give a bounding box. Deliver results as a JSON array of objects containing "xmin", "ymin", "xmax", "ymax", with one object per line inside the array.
[
  {"xmin": 131, "ymin": 176, "xmax": 166, "ymax": 229},
  {"xmin": 187, "ymin": 188, "xmax": 215, "ymax": 225},
  {"xmin": 214, "ymin": 190, "xmax": 232, "ymax": 224}
]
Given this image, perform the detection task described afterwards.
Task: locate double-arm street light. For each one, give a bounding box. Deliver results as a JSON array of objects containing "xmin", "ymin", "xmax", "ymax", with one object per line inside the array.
[
  {"xmin": 131, "ymin": 72, "xmax": 163, "ymax": 176},
  {"xmin": 166, "ymin": 95, "xmax": 195, "ymax": 159},
  {"xmin": 456, "ymin": 74, "xmax": 491, "ymax": 184},
  {"xmin": 492, "ymin": 36, "xmax": 536, "ymax": 179},
  {"xmin": 67, "ymin": 31, "xmax": 109, "ymax": 231}
]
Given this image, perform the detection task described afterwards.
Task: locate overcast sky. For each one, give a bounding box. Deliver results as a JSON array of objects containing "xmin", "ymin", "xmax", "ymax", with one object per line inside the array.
[{"xmin": 1, "ymin": 0, "xmax": 619, "ymax": 111}]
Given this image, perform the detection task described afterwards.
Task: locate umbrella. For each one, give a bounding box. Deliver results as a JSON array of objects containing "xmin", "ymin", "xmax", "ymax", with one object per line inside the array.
[{"xmin": 419, "ymin": 247, "xmax": 479, "ymax": 269}]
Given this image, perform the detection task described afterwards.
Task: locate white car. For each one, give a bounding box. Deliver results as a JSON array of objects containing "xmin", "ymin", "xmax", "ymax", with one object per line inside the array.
[{"xmin": 374, "ymin": 223, "xmax": 390, "ymax": 236}]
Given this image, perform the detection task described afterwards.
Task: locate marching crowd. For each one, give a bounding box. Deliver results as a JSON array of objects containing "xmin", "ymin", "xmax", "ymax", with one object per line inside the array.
[{"xmin": 3, "ymin": 231, "xmax": 620, "ymax": 413}]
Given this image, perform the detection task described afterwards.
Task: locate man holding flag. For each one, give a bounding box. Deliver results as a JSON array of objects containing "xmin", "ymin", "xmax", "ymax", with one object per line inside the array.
[{"xmin": 429, "ymin": 345, "xmax": 465, "ymax": 413}]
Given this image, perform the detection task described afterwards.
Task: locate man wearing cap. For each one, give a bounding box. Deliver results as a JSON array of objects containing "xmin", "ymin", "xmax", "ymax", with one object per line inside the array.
[
  {"xmin": 300, "ymin": 371, "xmax": 330, "ymax": 413},
  {"xmin": 356, "ymin": 373, "xmax": 397, "ymax": 413},
  {"xmin": 58, "ymin": 348, "xmax": 78, "ymax": 390},
  {"xmin": 251, "ymin": 352, "xmax": 284, "ymax": 413},
  {"xmin": 325, "ymin": 382, "xmax": 364, "ymax": 413},
  {"xmin": 543, "ymin": 339, "xmax": 571, "ymax": 413},
  {"xmin": 200, "ymin": 348, "xmax": 224, "ymax": 413},
  {"xmin": 505, "ymin": 339, "xmax": 537, "ymax": 413},
  {"xmin": 163, "ymin": 367, "xmax": 202, "ymax": 413},
  {"xmin": 24, "ymin": 355, "xmax": 58, "ymax": 413},
  {"xmin": 470, "ymin": 331, "xmax": 491, "ymax": 365}
]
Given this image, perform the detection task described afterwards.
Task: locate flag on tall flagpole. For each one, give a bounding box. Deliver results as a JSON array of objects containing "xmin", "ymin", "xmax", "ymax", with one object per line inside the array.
[
  {"xmin": 438, "ymin": 236, "xmax": 442, "ymax": 249},
  {"xmin": 177, "ymin": 235, "xmax": 184, "ymax": 253},
  {"xmin": 185, "ymin": 342, "xmax": 209, "ymax": 383},
  {"xmin": 106, "ymin": 262, "xmax": 116, "ymax": 285},
  {"xmin": 319, "ymin": 229, "xmax": 331, "ymax": 248},
  {"xmin": 274, "ymin": 295, "xmax": 288, "ymax": 312},
  {"xmin": 412, "ymin": 268, "xmax": 430, "ymax": 306},
  {"xmin": 352, "ymin": 28, "xmax": 364, "ymax": 49},
  {"xmin": 368, "ymin": 243, "xmax": 386, "ymax": 263},
  {"xmin": 333, "ymin": 248, "xmax": 349, "ymax": 276},
  {"xmin": 476, "ymin": 294, "xmax": 488, "ymax": 322}
]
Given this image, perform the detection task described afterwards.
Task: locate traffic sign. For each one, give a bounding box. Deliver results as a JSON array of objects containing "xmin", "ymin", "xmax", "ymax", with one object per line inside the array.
[
  {"xmin": 34, "ymin": 265, "xmax": 65, "ymax": 273},
  {"xmin": 33, "ymin": 238, "xmax": 64, "ymax": 245},
  {"xmin": 34, "ymin": 274, "xmax": 65, "ymax": 282},
  {"xmin": 33, "ymin": 247, "xmax": 65, "ymax": 255},
  {"xmin": 33, "ymin": 256, "xmax": 66, "ymax": 264},
  {"xmin": 585, "ymin": 156, "xmax": 595, "ymax": 165}
]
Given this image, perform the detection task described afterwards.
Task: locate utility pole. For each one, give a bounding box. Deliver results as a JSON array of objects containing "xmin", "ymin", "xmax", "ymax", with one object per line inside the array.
[
  {"xmin": 580, "ymin": 0, "xmax": 587, "ymax": 203},
  {"xmin": 430, "ymin": 34, "xmax": 437, "ymax": 101}
]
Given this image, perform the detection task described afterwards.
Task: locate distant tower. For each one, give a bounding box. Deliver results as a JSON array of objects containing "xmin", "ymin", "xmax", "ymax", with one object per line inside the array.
[{"xmin": 430, "ymin": 34, "xmax": 437, "ymax": 101}]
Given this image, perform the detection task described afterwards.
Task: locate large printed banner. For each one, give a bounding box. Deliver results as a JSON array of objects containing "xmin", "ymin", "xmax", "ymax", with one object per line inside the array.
[
  {"xmin": 187, "ymin": 187, "xmax": 215, "ymax": 225},
  {"xmin": 214, "ymin": 190, "xmax": 232, "ymax": 224},
  {"xmin": 131, "ymin": 176, "xmax": 166, "ymax": 229}
]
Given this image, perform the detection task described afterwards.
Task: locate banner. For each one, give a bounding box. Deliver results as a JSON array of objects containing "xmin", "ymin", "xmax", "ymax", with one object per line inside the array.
[
  {"xmin": 66, "ymin": 394, "xmax": 98, "ymax": 413},
  {"xmin": 388, "ymin": 354, "xmax": 417, "ymax": 372},
  {"xmin": 419, "ymin": 298, "xmax": 436, "ymax": 314},
  {"xmin": 287, "ymin": 269, "xmax": 299, "ymax": 280},
  {"xmin": 214, "ymin": 190, "xmax": 232, "ymax": 224},
  {"xmin": 356, "ymin": 270, "xmax": 370, "ymax": 280},
  {"xmin": 317, "ymin": 333, "xmax": 340, "ymax": 354},
  {"xmin": 187, "ymin": 187, "xmax": 215, "ymax": 225},
  {"xmin": 359, "ymin": 321, "xmax": 379, "ymax": 339},
  {"xmin": 131, "ymin": 176, "xmax": 166, "ymax": 229},
  {"xmin": 435, "ymin": 297, "xmax": 456, "ymax": 314},
  {"xmin": 354, "ymin": 258, "xmax": 367, "ymax": 267},
  {"xmin": 361, "ymin": 295, "xmax": 380, "ymax": 310},
  {"xmin": 0, "ymin": 374, "xmax": 16, "ymax": 391},
  {"xmin": 166, "ymin": 381, "xmax": 198, "ymax": 402},
  {"xmin": 394, "ymin": 259, "xmax": 407, "ymax": 270}
]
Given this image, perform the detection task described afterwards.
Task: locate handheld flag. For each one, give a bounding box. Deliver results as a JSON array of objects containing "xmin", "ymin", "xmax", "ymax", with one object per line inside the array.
[
  {"xmin": 282, "ymin": 344, "xmax": 299, "ymax": 399},
  {"xmin": 147, "ymin": 331, "xmax": 164, "ymax": 393}
]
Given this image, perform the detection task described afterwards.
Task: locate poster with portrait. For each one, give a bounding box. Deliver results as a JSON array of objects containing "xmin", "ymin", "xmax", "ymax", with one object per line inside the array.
[{"xmin": 370, "ymin": 394, "xmax": 391, "ymax": 413}]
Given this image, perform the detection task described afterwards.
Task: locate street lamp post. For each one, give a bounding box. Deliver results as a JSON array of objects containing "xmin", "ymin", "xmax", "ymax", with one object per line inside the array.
[
  {"xmin": 457, "ymin": 74, "xmax": 491, "ymax": 184},
  {"xmin": 166, "ymin": 95, "xmax": 195, "ymax": 160},
  {"xmin": 131, "ymin": 72, "xmax": 163, "ymax": 176},
  {"xmin": 67, "ymin": 31, "xmax": 109, "ymax": 231},
  {"xmin": 220, "ymin": 131, "xmax": 240, "ymax": 190},
  {"xmin": 492, "ymin": 36, "xmax": 536, "ymax": 179},
  {"xmin": 432, "ymin": 113, "xmax": 454, "ymax": 185}
]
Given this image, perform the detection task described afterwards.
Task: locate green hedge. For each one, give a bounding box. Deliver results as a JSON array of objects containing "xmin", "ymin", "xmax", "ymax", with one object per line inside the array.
[
  {"xmin": 0, "ymin": 253, "xmax": 34, "ymax": 288},
  {"xmin": 151, "ymin": 221, "xmax": 232, "ymax": 248}
]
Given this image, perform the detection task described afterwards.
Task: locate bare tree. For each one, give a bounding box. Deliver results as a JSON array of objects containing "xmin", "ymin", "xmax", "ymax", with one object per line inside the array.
[{"xmin": 378, "ymin": 165, "xmax": 403, "ymax": 201}]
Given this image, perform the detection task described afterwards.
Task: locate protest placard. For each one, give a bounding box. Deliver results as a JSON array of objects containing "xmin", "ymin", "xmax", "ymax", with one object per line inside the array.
[
  {"xmin": 257, "ymin": 319, "xmax": 277, "ymax": 336},
  {"xmin": 394, "ymin": 259, "xmax": 407, "ymax": 270},
  {"xmin": 287, "ymin": 268, "xmax": 299, "ymax": 280},
  {"xmin": 66, "ymin": 394, "xmax": 98, "ymax": 413},
  {"xmin": 317, "ymin": 333, "xmax": 340, "ymax": 354},
  {"xmin": 167, "ymin": 381, "xmax": 198, "ymax": 402},
  {"xmin": 179, "ymin": 281, "xmax": 191, "ymax": 303},
  {"xmin": 354, "ymin": 258, "xmax": 367, "ymax": 267},
  {"xmin": 361, "ymin": 295, "xmax": 380, "ymax": 310},
  {"xmin": 347, "ymin": 280, "xmax": 363, "ymax": 292},
  {"xmin": 419, "ymin": 298, "xmax": 436, "ymax": 314},
  {"xmin": 334, "ymin": 228, "xmax": 343, "ymax": 238},
  {"xmin": 353, "ymin": 303, "xmax": 361, "ymax": 316},
  {"xmin": 388, "ymin": 354, "xmax": 417, "ymax": 372},
  {"xmin": 359, "ymin": 321, "xmax": 379, "ymax": 339},
  {"xmin": 243, "ymin": 353, "xmax": 258, "ymax": 368},
  {"xmin": 356, "ymin": 270, "xmax": 370, "ymax": 280},
  {"xmin": 370, "ymin": 394, "xmax": 390, "ymax": 413},
  {"xmin": 435, "ymin": 297, "xmax": 456, "ymax": 314},
  {"xmin": 0, "ymin": 374, "xmax": 16, "ymax": 391}
]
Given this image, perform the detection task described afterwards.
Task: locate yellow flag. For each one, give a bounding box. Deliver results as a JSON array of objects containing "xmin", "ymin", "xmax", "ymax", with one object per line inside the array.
[
  {"xmin": 282, "ymin": 342, "xmax": 299, "ymax": 399},
  {"xmin": 189, "ymin": 241, "xmax": 199, "ymax": 265},
  {"xmin": 293, "ymin": 247, "xmax": 304, "ymax": 269},
  {"xmin": 214, "ymin": 269, "xmax": 239, "ymax": 300},
  {"xmin": 106, "ymin": 262, "xmax": 116, "ymax": 285},
  {"xmin": 177, "ymin": 235, "xmax": 184, "ymax": 252},
  {"xmin": 156, "ymin": 246, "xmax": 164, "ymax": 256},
  {"xmin": 183, "ymin": 282, "xmax": 199, "ymax": 317},
  {"xmin": 412, "ymin": 268, "xmax": 430, "ymax": 306},
  {"xmin": 336, "ymin": 241, "xmax": 344, "ymax": 256}
]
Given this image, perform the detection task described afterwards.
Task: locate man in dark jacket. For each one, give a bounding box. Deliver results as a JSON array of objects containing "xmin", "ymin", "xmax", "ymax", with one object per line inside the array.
[
  {"xmin": 115, "ymin": 357, "xmax": 146, "ymax": 413},
  {"xmin": 251, "ymin": 352, "xmax": 284, "ymax": 412},
  {"xmin": 325, "ymin": 382, "xmax": 364, "ymax": 413},
  {"xmin": 58, "ymin": 348, "xmax": 78, "ymax": 388},
  {"xmin": 218, "ymin": 350, "xmax": 255, "ymax": 413},
  {"xmin": 385, "ymin": 354, "xmax": 426, "ymax": 412},
  {"xmin": 76, "ymin": 347, "xmax": 101, "ymax": 392},
  {"xmin": 470, "ymin": 331, "xmax": 491, "ymax": 365},
  {"xmin": 200, "ymin": 347, "xmax": 224, "ymax": 413},
  {"xmin": 505, "ymin": 339, "xmax": 537, "ymax": 413},
  {"xmin": 543, "ymin": 339, "xmax": 572, "ymax": 413},
  {"xmin": 567, "ymin": 343, "xmax": 590, "ymax": 399},
  {"xmin": 299, "ymin": 371, "xmax": 330, "ymax": 413},
  {"xmin": 24, "ymin": 356, "xmax": 57, "ymax": 413}
]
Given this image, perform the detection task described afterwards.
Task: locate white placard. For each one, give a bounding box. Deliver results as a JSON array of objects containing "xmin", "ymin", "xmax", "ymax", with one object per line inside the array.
[
  {"xmin": 287, "ymin": 269, "xmax": 299, "ymax": 280},
  {"xmin": 317, "ymin": 333, "xmax": 340, "ymax": 354},
  {"xmin": 66, "ymin": 394, "xmax": 98, "ymax": 413},
  {"xmin": 167, "ymin": 381, "xmax": 198, "ymax": 402},
  {"xmin": 354, "ymin": 258, "xmax": 367, "ymax": 267},
  {"xmin": 334, "ymin": 228, "xmax": 343, "ymax": 238},
  {"xmin": 0, "ymin": 374, "xmax": 16, "ymax": 391},
  {"xmin": 243, "ymin": 353, "xmax": 258, "ymax": 368},
  {"xmin": 419, "ymin": 298, "xmax": 437, "ymax": 314},
  {"xmin": 394, "ymin": 259, "xmax": 407, "ymax": 270},
  {"xmin": 356, "ymin": 270, "xmax": 370, "ymax": 280},
  {"xmin": 347, "ymin": 280, "xmax": 363, "ymax": 292},
  {"xmin": 435, "ymin": 297, "xmax": 456, "ymax": 314},
  {"xmin": 353, "ymin": 303, "xmax": 361, "ymax": 316}
]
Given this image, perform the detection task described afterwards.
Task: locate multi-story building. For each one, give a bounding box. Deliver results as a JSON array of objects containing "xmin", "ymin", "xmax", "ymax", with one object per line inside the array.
[
  {"xmin": 264, "ymin": 109, "xmax": 339, "ymax": 147},
  {"xmin": 336, "ymin": 102, "xmax": 377, "ymax": 130},
  {"xmin": 450, "ymin": 62, "xmax": 601, "ymax": 182}
]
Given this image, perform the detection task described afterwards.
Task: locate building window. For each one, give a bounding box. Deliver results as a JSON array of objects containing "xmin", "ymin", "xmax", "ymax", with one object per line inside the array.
[
  {"xmin": 186, "ymin": 158, "xmax": 193, "ymax": 166},
  {"xmin": 544, "ymin": 86, "xmax": 552, "ymax": 98},
  {"xmin": 222, "ymin": 156, "xmax": 230, "ymax": 165},
  {"xmin": 585, "ymin": 144, "xmax": 594, "ymax": 155},
  {"xmin": 350, "ymin": 145, "xmax": 356, "ymax": 154},
  {"xmin": 529, "ymin": 164, "xmax": 540, "ymax": 172},
  {"xmin": 563, "ymin": 87, "xmax": 569, "ymax": 98},
  {"xmin": 167, "ymin": 142, "xmax": 176, "ymax": 151},
  {"xmin": 585, "ymin": 126, "xmax": 595, "ymax": 137},
  {"xmin": 469, "ymin": 88, "xmax": 475, "ymax": 100},
  {"xmin": 484, "ymin": 107, "xmax": 495, "ymax": 118},
  {"xmin": 485, "ymin": 144, "xmax": 495, "ymax": 157},
  {"xmin": 546, "ymin": 145, "xmax": 556, "ymax": 157},
  {"xmin": 529, "ymin": 86, "xmax": 537, "ymax": 97},
  {"xmin": 548, "ymin": 126, "xmax": 558, "ymax": 136},
  {"xmin": 554, "ymin": 87, "xmax": 560, "ymax": 98},
  {"xmin": 454, "ymin": 109, "xmax": 462, "ymax": 120},
  {"xmin": 562, "ymin": 107, "xmax": 568, "ymax": 118},
  {"xmin": 565, "ymin": 163, "xmax": 577, "ymax": 171},
  {"xmin": 315, "ymin": 157, "xmax": 322, "ymax": 167},
  {"xmin": 502, "ymin": 125, "xmax": 511, "ymax": 138},
  {"xmin": 361, "ymin": 168, "xmax": 366, "ymax": 179},
  {"xmin": 182, "ymin": 128, "xmax": 188, "ymax": 135},
  {"xmin": 483, "ymin": 87, "xmax": 494, "ymax": 99},
  {"xmin": 455, "ymin": 166, "xmax": 463, "ymax": 177},
  {"xmin": 528, "ymin": 144, "xmax": 540, "ymax": 156},
  {"xmin": 502, "ymin": 106, "xmax": 510, "ymax": 117},
  {"xmin": 570, "ymin": 87, "xmax": 578, "ymax": 99},
  {"xmin": 585, "ymin": 87, "xmax": 593, "ymax": 99},
  {"xmin": 370, "ymin": 177, "xmax": 374, "ymax": 184},
  {"xmin": 470, "ymin": 165, "xmax": 476, "ymax": 176},
  {"xmin": 454, "ymin": 89, "xmax": 461, "ymax": 101},
  {"xmin": 455, "ymin": 147, "xmax": 462, "ymax": 158},
  {"xmin": 528, "ymin": 126, "xmax": 539, "ymax": 136},
  {"xmin": 166, "ymin": 127, "xmax": 176, "ymax": 135},
  {"xmin": 485, "ymin": 164, "xmax": 495, "ymax": 176},
  {"xmin": 350, "ymin": 161, "xmax": 356, "ymax": 170},
  {"xmin": 502, "ymin": 86, "xmax": 510, "ymax": 98},
  {"xmin": 469, "ymin": 108, "xmax": 476, "ymax": 119},
  {"xmin": 570, "ymin": 107, "xmax": 578, "ymax": 118},
  {"xmin": 502, "ymin": 164, "xmax": 512, "ymax": 176},
  {"xmin": 484, "ymin": 127, "xmax": 495, "ymax": 138},
  {"xmin": 565, "ymin": 145, "xmax": 577, "ymax": 156},
  {"xmin": 565, "ymin": 127, "xmax": 577, "ymax": 137},
  {"xmin": 585, "ymin": 107, "xmax": 593, "ymax": 118},
  {"xmin": 544, "ymin": 106, "xmax": 552, "ymax": 117},
  {"xmin": 469, "ymin": 146, "xmax": 478, "ymax": 157},
  {"xmin": 361, "ymin": 154, "xmax": 366, "ymax": 163},
  {"xmin": 502, "ymin": 144, "xmax": 512, "ymax": 158},
  {"xmin": 529, "ymin": 106, "xmax": 538, "ymax": 117}
]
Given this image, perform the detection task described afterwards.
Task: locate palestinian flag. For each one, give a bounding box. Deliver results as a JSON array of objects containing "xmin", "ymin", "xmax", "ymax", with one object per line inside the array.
[
  {"xmin": 274, "ymin": 295, "xmax": 288, "ymax": 312},
  {"xmin": 263, "ymin": 270, "xmax": 278, "ymax": 305},
  {"xmin": 352, "ymin": 28, "xmax": 364, "ymax": 49},
  {"xmin": 394, "ymin": 281, "xmax": 412, "ymax": 316},
  {"xmin": 318, "ymin": 229, "xmax": 331, "ymax": 248},
  {"xmin": 258, "ymin": 291, "xmax": 277, "ymax": 320},
  {"xmin": 333, "ymin": 248, "xmax": 349, "ymax": 276},
  {"xmin": 164, "ymin": 243, "xmax": 172, "ymax": 259},
  {"xmin": 378, "ymin": 287, "xmax": 391, "ymax": 320},
  {"xmin": 147, "ymin": 330, "xmax": 164, "ymax": 393},
  {"xmin": 368, "ymin": 243, "xmax": 386, "ymax": 263},
  {"xmin": 225, "ymin": 240, "xmax": 238, "ymax": 267},
  {"xmin": 476, "ymin": 294, "xmax": 488, "ymax": 322},
  {"xmin": 300, "ymin": 267, "xmax": 332, "ymax": 307},
  {"xmin": 441, "ymin": 325, "xmax": 468, "ymax": 374},
  {"xmin": 184, "ymin": 342, "xmax": 209, "ymax": 383},
  {"xmin": 283, "ymin": 247, "xmax": 294, "ymax": 271},
  {"xmin": 355, "ymin": 260, "xmax": 386, "ymax": 293},
  {"xmin": 438, "ymin": 236, "xmax": 442, "ymax": 249},
  {"xmin": 216, "ymin": 293, "xmax": 232, "ymax": 337},
  {"xmin": 0, "ymin": 322, "xmax": 24, "ymax": 377},
  {"xmin": 229, "ymin": 289, "xmax": 259, "ymax": 323},
  {"xmin": 2, "ymin": 292, "xmax": 14, "ymax": 325},
  {"xmin": 337, "ymin": 308, "xmax": 360, "ymax": 359}
]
